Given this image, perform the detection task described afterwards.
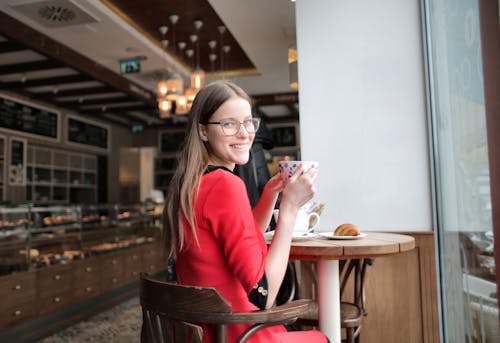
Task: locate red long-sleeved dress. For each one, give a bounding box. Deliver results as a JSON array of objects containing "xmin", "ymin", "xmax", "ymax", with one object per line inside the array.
[{"xmin": 176, "ymin": 168, "xmax": 327, "ymax": 343}]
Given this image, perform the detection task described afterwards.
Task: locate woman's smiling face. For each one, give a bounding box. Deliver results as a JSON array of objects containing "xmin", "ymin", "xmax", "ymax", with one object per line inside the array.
[{"xmin": 200, "ymin": 96, "xmax": 254, "ymax": 170}]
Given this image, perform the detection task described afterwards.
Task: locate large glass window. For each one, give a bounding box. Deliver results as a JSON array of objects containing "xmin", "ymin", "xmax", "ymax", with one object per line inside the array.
[{"xmin": 424, "ymin": 0, "xmax": 498, "ymax": 341}]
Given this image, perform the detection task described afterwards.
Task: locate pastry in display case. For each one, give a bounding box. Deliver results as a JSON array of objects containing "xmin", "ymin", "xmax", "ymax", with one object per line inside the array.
[
  {"xmin": 29, "ymin": 205, "xmax": 83, "ymax": 269},
  {"xmin": 81, "ymin": 204, "xmax": 111, "ymax": 230},
  {"xmin": 0, "ymin": 203, "xmax": 163, "ymax": 275},
  {"xmin": 83, "ymin": 204, "xmax": 157, "ymax": 257},
  {"xmin": 0, "ymin": 205, "xmax": 31, "ymax": 276},
  {"xmin": 0, "ymin": 202, "xmax": 166, "ymax": 332}
]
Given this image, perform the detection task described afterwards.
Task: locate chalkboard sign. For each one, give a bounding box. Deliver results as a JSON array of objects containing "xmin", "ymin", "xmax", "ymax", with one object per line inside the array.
[
  {"xmin": 67, "ymin": 117, "xmax": 109, "ymax": 150},
  {"xmin": 0, "ymin": 96, "xmax": 58, "ymax": 139},
  {"xmin": 8, "ymin": 137, "xmax": 27, "ymax": 186},
  {"xmin": 159, "ymin": 130, "xmax": 185, "ymax": 153}
]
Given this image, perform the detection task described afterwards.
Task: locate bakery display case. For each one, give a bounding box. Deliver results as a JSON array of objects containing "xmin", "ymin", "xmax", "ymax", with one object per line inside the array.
[
  {"xmin": 0, "ymin": 205, "xmax": 31, "ymax": 276},
  {"xmin": 0, "ymin": 202, "xmax": 165, "ymax": 330}
]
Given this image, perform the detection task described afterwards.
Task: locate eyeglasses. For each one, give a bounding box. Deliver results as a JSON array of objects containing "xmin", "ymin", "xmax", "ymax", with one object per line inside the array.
[{"xmin": 204, "ymin": 117, "xmax": 261, "ymax": 136}]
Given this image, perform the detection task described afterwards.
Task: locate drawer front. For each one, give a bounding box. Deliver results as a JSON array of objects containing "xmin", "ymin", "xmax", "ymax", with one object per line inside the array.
[
  {"xmin": 0, "ymin": 272, "xmax": 36, "ymax": 308},
  {"xmin": 101, "ymin": 273, "xmax": 126, "ymax": 291},
  {"xmin": 38, "ymin": 290, "xmax": 72, "ymax": 315},
  {"xmin": 101, "ymin": 254, "xmax": 124, "ymax": 275},
  {"xmin": 142, "ymin": 244, "xmax": 162, "ymax": 262},
  {"xmin": 38, "ymin": 264, "xmax": 72, "ymax": 297},
  {"xmin": 73, "ymin": 259, "xmax": 102, "ymax": 284},
  {"xmin": 123, "ymin": 249, "xmax": 143, "ymax": 266},
  {"xmin": 143, "ymin": 260, "xmax": 165, "ymax": 275},
  {"xmin": 122, "ymin": 267, "xmax": 142, "ymax": 284},
  {"xmin": 73, "ymin": 281, "xmax": 101, "ymax": 302},
  {"xmin": 0, "ymin": 301, "xmax": 37, "ymax": 330}
]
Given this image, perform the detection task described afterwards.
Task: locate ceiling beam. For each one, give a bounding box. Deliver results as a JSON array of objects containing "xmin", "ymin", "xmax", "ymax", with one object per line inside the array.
[
  {"xmin": 78, "ymin": 104, "xmax": 155, "ymax": 113},
  {"xmin": 78, "ymin": 113, "xmax": 133, "ymax": 128},
  {"xmin": 57, "ymin": 95, "xmax": 134, "ymax": 106},
  {"xmin": 0, "ymin": 40, "xmax": 27, "ymax": 53},
  {"xmin": 32, "ymin": 85, "xmax": 117, "ymax": 99},
  {"xmin": 0, "ymin": 11, "xmax": 157, "ymax": 106},
  {"xmin": 1, "ymin": 74, "xmax": 94, "ymax": 89},
  {"xmin": 0, "ymin": 60, "xmax": 64, "ymax": 75}
]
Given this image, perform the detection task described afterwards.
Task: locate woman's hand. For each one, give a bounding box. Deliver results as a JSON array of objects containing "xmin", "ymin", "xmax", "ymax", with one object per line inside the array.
[
  {"xmin": 280, "ymin": 164, "xmax": 317, "ymax": 210},
  {"xmin": 264, "ymin": 173, "xmax": 286, "ymax": 194}
]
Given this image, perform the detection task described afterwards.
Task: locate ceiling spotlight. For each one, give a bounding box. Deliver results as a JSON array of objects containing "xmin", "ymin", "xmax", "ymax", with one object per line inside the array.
[
  {"xmin": 193, "ymin": 19, "xmax": 203, "ymax": 31},
  {"xmin": 169, "ymin": 14, "xmax": 179, "ymax": 25},
  {"xmin": 159, "ymin": 26, "xmax": 168, "ymax": 35}
]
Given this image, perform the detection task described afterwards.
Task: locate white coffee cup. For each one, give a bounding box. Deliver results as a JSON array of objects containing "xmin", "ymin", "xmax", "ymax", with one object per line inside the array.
[
  {"xmin": 273, "ymin": 208, "xmax": 321, "ymax": 232},
  {"xmin": 278, "ymin": 160, "xmax": 319, "ymax": 182}
]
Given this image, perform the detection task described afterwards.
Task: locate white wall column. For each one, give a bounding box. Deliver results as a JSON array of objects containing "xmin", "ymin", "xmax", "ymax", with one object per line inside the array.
[{"xmin": 295, "ymin": 0, "xmax": 432, "ymax": 230}]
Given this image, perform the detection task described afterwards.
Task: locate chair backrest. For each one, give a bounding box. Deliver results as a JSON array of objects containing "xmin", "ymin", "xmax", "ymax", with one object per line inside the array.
[{"xmin": 140, "ymin": 274, "xmax": 232, "ymax": 343}]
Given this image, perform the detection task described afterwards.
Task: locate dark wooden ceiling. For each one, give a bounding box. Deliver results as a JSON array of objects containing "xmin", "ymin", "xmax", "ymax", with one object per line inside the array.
[
  {"xmin": 105, "ymin": 0, "xmax": 256, "ymax": 74},
  {"xmin": 0, "ymin": 4, "xmax": 297, "ymax": 129},
  {"xmin": 0, "ymin": 10, "xmax": 160, "ymax": 127}
]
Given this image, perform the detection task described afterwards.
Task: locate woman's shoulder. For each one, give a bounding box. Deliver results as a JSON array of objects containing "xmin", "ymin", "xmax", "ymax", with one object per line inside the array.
[
  {"xmin": 204, "ymin": 166, "xmax": 241, "ymax": 184},
  {"xmin": 202, "ymin": 167, "xmax": 246, "ymax": 194}
]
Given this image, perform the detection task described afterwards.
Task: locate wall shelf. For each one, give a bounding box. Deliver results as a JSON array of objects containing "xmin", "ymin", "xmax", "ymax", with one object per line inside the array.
[{"xmin": 26, "ymin": 146, "xmax": 97, "ymax": 204}]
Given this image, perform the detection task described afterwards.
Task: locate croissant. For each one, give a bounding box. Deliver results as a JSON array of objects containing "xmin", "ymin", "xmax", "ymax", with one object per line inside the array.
[{"xmin": 333, "ymin": 223, "xmax": 361, "ymax": 236}]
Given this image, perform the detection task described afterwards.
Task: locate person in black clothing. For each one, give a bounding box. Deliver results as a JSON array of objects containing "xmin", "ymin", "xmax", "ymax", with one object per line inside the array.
[{"xmin": 234, "ymin": 111, "xmax": 274, "ymax": 208}]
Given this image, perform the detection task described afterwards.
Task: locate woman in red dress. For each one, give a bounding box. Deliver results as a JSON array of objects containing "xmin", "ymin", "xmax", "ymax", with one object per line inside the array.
[{"xmin": 163, "ymin": 80, "xmax": 327, "ymax": 343}]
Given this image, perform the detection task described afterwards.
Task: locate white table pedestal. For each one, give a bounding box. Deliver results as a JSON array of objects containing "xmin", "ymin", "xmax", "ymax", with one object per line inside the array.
[{"xmin": 317, "ymin": 259, "xmax": 341, "ymax": 342}]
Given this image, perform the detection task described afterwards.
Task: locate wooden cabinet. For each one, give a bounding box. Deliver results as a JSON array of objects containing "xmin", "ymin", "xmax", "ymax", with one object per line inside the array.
[
  {"xmin": 73, "ymin": 258, "xmax": 102, "ymax": 302},
  {"xmin": 0, "ymin": 243, "xmax": 165, "ymax": 330},
  {"xmin": 142, "ymin": 244, "xmax": 165, "ymax": 275},
  {"xmin": 38, "ymin": 264, "xmax": 73, "ymax": 315},
  {"xmin": 100, "ymin": 252, "xmax": 125, "ymax": 291},
  {"xmin": 122, "ymin": 248, "xmax": 143, "ymax": 283},
  {"xmin": 0, "ymin": 202, "xmax": 166, "ymax": 331},
  {"xmin": 0, "ymin": 271, "xmax": 36, "ymax": 329}
]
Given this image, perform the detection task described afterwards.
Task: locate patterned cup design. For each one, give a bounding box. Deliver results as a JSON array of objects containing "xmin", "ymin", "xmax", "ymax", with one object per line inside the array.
[{"xmin": 278, "ymin": 161, "xmax": 319, "ymax": 182}]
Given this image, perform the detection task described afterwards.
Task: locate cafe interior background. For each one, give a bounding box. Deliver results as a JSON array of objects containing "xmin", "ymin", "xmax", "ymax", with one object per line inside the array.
[{"xmin": 0, "ymin": 0, "xmax": 498, "ymax": 342}]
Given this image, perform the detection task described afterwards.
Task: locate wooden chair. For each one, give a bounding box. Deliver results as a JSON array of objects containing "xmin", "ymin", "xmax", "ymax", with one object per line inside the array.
[
  {"xmin": 297, "ymin": 258, "xmax": 373, "ymax": 343},
  {"xmin": 140, "ymin": 273, "xmax": 315, "ymax": 343}
]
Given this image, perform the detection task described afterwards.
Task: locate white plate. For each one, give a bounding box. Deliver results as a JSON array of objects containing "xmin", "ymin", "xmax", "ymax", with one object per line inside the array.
[
  {"xmin": 316, "ymin": 232, "xmax": 367, "ymax": 240},
  {"xmin": 264, "ymin": 231, "xmax": 317, "ymax": 241}
]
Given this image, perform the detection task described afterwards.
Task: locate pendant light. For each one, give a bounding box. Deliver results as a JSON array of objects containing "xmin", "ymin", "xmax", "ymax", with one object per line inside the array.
[
  {"xmin": 184, "ymin": 48, "xmax": 197, "ymax": 109},
  {"xmin": 157, "ymin": 25, "xmax": 170, "ymax": 117},
  {"xmin": 165, "ymin": 14, "xmax": 184, "ymax": 103},
  {"xmin": 191, "ymin": 19, "xmax": 205, "ymax": 90}
]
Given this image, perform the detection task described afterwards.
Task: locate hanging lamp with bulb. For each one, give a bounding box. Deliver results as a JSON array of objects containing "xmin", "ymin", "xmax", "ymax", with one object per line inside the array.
[
  {"xmin": 191, "ymin": 19, "xmax": 205, "ymax": 91},
  {"xmin": 165, "ymin": 14, "xmax": 184, "ymax": 103},
  {"xmin": 157, "ymin": 25, "xmax": 170, "ymax": 117}
]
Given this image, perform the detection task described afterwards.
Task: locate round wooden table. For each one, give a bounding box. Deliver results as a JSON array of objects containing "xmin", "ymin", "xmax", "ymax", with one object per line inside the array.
[{"xmin": 269, "ymin": 232, "xmax": 415, "ymax": 342}]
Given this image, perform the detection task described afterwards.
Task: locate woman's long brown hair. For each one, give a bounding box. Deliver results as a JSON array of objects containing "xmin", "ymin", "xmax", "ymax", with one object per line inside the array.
[{"xmin": 162, "ymin": 80, "xmax": 252, "ymax": 260}]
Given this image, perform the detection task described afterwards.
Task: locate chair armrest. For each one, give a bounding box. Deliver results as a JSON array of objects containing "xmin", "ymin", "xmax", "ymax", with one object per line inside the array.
[
  {"xmin": 226, "ymin": 299, "xmax": 313, "ymax": 324},
  {"xmin": 176, "ymin": 299, "xmax": 314, "ymax": 325}
]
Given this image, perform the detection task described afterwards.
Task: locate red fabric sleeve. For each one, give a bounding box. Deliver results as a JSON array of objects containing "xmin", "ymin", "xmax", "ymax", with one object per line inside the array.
[{"xmin": 200, "ymin": 171, "xmax": 267, "ymax": 293}]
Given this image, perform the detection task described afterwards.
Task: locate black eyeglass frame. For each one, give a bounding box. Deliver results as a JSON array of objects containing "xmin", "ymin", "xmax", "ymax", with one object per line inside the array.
[{"xmin": 203, "ymin": 117, "xmax": 261, "ymax": 136}]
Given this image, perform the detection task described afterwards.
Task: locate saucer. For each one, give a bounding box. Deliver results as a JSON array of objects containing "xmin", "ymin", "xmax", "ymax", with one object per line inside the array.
[
  {"xmin": 317, "ymin": 232, "xmax": 367, "ymax": 240},
  {"xmin": 264, "ymin": 231, "xmax": 317, "ymax": 241}
]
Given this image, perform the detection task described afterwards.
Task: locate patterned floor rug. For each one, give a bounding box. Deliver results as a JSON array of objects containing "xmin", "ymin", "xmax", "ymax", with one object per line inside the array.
[{"xmin": 38, "ymin": 297, "xmax": 142, "ymax": 343}]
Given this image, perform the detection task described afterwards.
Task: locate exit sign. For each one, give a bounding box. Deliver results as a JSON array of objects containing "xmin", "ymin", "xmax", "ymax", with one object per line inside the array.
[{"xmin": 120, "ymin": 59, "xmax": 141, "ymax": 74}]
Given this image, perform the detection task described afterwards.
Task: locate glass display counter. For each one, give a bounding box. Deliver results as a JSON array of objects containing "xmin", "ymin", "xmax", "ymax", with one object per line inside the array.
[{"xmin": 0, "ymin": 202, "xmax": 165, "ymax": 330}]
